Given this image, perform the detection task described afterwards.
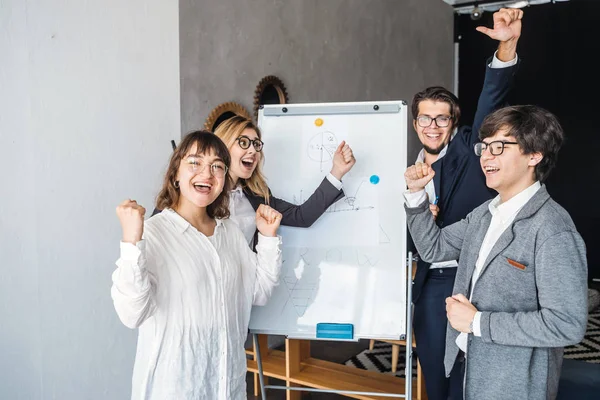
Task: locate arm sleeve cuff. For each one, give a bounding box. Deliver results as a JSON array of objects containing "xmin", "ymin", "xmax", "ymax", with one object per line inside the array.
[
  {"xmin": 326, "ymin": 173, "xmax": 343, "ymax": 190},
  {"xmin": 473, "ymin": 311, "xmax": 483, "ymax": 337},
  {"xmin": 403, "ymin": 190, "xmax": 427, "ymax": 207},
  {"xmin": 119, "ymin": 240, "xmax": 145, "ymax": 261},
  {"xmin": 256, "ymin": 233, "xmax": 283, "ymax": 248},
  {"xmin": 489, "ymin": 51, "xmax": 518, "ymax": 68}
]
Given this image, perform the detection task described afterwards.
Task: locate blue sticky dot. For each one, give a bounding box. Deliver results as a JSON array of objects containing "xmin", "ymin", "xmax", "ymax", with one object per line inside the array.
[{"xmin": 370, "ymin": 175, "xmax": 380, "ymax": 184}]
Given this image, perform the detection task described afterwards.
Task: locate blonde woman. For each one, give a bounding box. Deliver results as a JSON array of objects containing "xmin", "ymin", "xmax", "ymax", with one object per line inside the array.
[{"xmin": 214, "ymin": 115, "xmax": 355, "ymax": 246}]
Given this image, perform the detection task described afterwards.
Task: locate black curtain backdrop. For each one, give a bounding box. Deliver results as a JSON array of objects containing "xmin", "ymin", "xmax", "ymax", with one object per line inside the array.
[{"xmin": 456, "ymin": 0, "xmax": 600, "ymax": 281}]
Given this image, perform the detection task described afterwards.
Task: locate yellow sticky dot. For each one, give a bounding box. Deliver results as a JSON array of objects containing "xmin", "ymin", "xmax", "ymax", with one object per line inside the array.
[{"xmin": 314, "ymin": 118, "xmax": 324, "ymax": 127}]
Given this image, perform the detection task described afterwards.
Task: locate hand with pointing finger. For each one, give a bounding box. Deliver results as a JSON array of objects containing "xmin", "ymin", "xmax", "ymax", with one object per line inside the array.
[{"xmin": 477, "ymin": 7, "xmax": 524, "ymax": 62}]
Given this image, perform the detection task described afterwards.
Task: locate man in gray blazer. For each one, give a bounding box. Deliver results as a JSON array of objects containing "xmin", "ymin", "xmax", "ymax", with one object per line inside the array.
[{"xmin": 403, "ymin": 105, "xmax": 588, "ymax": 400}]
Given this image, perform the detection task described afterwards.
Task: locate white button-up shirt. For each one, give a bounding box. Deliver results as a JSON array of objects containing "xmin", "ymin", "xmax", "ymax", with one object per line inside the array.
[{"xmin": 111, "ymin": 208, "xmax": 282, "ymax": 400}]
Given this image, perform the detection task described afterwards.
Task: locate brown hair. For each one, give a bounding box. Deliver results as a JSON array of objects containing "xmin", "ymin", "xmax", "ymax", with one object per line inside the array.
[
  {"xmin": 155, "ymin": 130, "xmax": 233, "ymax": 218},
  {"xmin": 411, "ymin": 86, "xmax": 461, "ymax": 129},
  {"xmin": 479, "ymin": 105, "xmax": 564, "ymax": 183},
  {"xmin": 213, "ymin": 115, "xmax": 271, "ymax": 203}
]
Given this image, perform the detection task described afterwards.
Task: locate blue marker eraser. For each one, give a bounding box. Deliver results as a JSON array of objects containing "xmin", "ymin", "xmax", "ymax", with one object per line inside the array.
[
  {"xmin": 370, "ymin": 175, "xmax": 380, "ymax": 184},
  {"xmin": 316, "ymin": 323, "xmax": 354, "ymax": 340}
]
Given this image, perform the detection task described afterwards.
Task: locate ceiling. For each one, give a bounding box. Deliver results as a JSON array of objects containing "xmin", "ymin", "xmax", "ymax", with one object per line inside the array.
[{"xmin": 442, "ymin": 0, "xmax": 569, "ymax": 15}]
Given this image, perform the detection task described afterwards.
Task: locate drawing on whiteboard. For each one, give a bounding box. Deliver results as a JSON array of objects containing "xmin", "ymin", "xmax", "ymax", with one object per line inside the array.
[
  {"xmin": 379, "ymin": 225, "xmax": 391, "ymax": 244},
  {"xmin": 281, "ymin": 249, "xmax": 320, "ymax": 317},
  {"xmin": 356, "ymin": 249, "xmax": 379, "ymax": 267},
  {"xmin": 307, "ymin": 130, "xmax": 338, "ymax": 171},
  {"xmin": 327, "ymin": 180, "xmax": 375, "ymax": 213},
  {"xmin": 326, "ymin": 248, "xmax": 342, "ymax": 263}
]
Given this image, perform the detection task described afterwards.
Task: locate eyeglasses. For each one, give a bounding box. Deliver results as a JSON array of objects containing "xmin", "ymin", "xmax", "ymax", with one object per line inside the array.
[
  {"xmin": 184, "ymin": 156, "xmax": 228, "ymax": 178},
  {"xmin": 474, "ymin": 141, "xmax": 519, "ymax": 156},
  {"xmin": 416, "ymin": 115, "xmax": 452, "ymax": 128},
  {"xmin": 236, "ymin": 135, "xmax": 264, "ymax": 152}
]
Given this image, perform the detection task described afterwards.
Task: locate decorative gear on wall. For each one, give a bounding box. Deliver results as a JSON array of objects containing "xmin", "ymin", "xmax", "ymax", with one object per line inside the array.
[
  {"xmin": 204, "ymin": 101, "xmax": 252, "ymax": 132},
  {"xmin": 253, "ymin": 75, "xmax": 289, "ymax": 121}
]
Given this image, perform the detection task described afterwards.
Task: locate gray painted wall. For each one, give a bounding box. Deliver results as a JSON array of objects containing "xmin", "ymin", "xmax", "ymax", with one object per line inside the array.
[
  {"xmin": 180, "ymin": 0, "xmax": 455, "ymax": 161},
  {"xmin": 0, "ymin": 1, "xmax": 180, "ymax": 398}
]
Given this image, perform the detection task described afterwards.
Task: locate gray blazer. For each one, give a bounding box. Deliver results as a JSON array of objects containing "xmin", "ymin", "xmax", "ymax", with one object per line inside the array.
[{"xmin": 406, "ymin": 185, "xmax": 587, "ymax": 400}]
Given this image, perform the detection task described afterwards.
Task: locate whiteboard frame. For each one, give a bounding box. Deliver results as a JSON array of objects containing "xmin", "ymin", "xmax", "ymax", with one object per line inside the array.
[{"xmin": 250, "ymin": 100, "xmax": 414, "ymax": 397}]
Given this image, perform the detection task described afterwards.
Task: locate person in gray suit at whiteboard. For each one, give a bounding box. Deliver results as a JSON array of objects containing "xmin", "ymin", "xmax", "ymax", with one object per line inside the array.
[
  {"xmin": 214, "ymin": 115, "xmax": 356, "ymax": 247},
  {"xmin": 404, "ymin": 105, "xmax": 588, "ymax": 400},
  {"xmin": 409, "ymin": 8, "xmax": 523, "ymax": 400}
]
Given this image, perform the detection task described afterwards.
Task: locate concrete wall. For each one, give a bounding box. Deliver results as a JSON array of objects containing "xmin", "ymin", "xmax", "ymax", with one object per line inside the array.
[{"xmin": 180, "ymin": 0, "xmax": 455, "ymax": 161}]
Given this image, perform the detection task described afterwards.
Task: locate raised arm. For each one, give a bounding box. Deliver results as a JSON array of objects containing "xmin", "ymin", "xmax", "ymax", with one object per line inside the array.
[
  {"xmin": 249, "ymin": 205, "xmax": 283, "ymax": 305},
  {"xmin": 111, "ymin": 200, "xmax": 157, "ymax": 329},
  {"xmin": 253, "ymin": 142, "xmax": 355, "ymax": 228},
  {"xmin": 404, "ymin": 163, "xmax": 468, "ymax": 263},
  {"xmin": 468, "ymin": 8, "xmax": 523, "ymax": 146}
]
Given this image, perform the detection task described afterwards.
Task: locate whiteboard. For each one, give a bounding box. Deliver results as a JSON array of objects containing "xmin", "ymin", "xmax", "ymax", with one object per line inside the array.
[{"xmin": 248, "ymin": 101, "xmax": 408, "ymax": 340}]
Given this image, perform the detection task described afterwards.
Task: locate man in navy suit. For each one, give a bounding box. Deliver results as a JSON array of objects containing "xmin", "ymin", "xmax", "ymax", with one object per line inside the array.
[{"xmin": 409, "ymin": 8, "xmax": 523, "ymax": 400}]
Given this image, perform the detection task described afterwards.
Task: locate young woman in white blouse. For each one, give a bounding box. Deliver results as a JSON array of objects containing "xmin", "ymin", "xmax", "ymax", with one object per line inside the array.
[
  {"xmin": 214, "ymin": 115, "xmax": 356, "ymax": 246},
  {"xmin": 112, "ymin": 131, "xmax": 283, "ymax": 400}
]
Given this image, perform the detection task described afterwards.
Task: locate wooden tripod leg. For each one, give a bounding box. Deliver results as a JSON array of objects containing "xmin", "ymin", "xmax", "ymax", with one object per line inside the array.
[
  {"xmin": 391, "ymin": 344, "xmax": 400, "ymax": 374},
  {"xmin": 285, "ymin": 339, "xmax": 310, "ymax": 400}
]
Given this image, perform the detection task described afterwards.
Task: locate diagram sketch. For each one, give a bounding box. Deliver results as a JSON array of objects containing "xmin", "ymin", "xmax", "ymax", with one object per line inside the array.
[
  {"xmin": 326, "ymin": 180, "xmax": 375, "ymax": 213},
  {"xmin": 379, "ymin": 225, "xmax": 391, "ymax": 244},
  {"xmin": 307, "ymin": 130, "xmax": 338, "ymax": 171},
  {"xmin": 281, "ymin": 249, "xmax": 320, "ymax": 317}
]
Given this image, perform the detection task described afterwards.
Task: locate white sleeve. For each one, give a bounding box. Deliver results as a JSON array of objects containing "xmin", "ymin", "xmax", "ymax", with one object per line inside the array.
[
  {"xmin": 473, "ymin": 311, "xmax": 482, "ymax": 337},
  {"xmin": 404, "ymin": 189, "xmax": 428, "ymax": 207},
  {"xmin": 489, "ymin": 51, "xmax": 518, "ymax": 68},
  {"xmin": 251, "ymin": 233, "xmax": 283, "ymax": 306},
  {"xmin": 326, "ymin": 173, "xmax": 343, "ymax": 190},
  {"xmin": 111, "ymin": 240, "xmax": 157, "ymax": 329}
]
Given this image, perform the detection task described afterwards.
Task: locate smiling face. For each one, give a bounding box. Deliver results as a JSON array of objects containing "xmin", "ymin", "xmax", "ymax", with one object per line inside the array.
[
  {"xmin": 414, "ymin": 100, "xmax": 454, "ymax": 155},
  {"xmin": 480, "ymin": 128, "xmax": 542, "ymax": 202},
  {"xmin": 227, "ymin": 127, "xmax": 262, "ymax": 184},
  {"xmin": 175, "ymin": 144, "xmax": 227, "ymax": 211}
]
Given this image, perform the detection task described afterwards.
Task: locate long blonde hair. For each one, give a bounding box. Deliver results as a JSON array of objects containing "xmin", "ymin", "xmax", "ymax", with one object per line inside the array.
[{"xmin": 213, "ymin": 116, "xmax": 270, "ymax": 203}]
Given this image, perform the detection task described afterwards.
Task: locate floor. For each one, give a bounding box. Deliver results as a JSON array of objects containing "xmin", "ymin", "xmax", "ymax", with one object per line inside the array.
[{"xmin": 245, "ymin": 338, "xmax": 600, "ymax": 399}]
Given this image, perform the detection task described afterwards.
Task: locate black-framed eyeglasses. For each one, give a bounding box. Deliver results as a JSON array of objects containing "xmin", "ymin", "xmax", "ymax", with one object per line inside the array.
[
  {"xmin": 184, "ymin": 156, "xmax": 228, "ymax": 178},
  {"xmin": 416, "ymin": 115, "xmax": 452, "ymax": 128},
  {"xmin": 474, "ymin": 141, "xmax": 519, "ymax": 156},
  {"xmin": 236, "ymin": 135, "xmax": 264, "ymax": 152}
]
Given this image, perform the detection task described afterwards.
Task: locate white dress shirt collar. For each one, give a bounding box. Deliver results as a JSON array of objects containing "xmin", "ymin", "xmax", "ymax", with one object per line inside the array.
[
  {"xmin": 162, "ymin": 207, "xmax": 224, "ymax": 234},
  {"xmin": 488, "ymin": 181, "xmax": 542, "ymax": 223}
]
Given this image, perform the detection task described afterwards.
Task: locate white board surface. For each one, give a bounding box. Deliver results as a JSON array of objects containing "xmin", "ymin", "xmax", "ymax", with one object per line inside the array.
[{"xmin": 249, "ymin": 101, "xmax": 408, "ymax": 340}]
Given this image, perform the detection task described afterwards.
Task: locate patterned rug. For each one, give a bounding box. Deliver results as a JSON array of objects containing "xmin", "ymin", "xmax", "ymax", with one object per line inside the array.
[
  {"xmin": 344, "ymin": 342, "xmax": 418, "ymax": 378},
  {"xmin": 564, "ymin": 311, "xmax": 600, "ymax": 363},
  {"xmin": 345, "ymin": 312, "xmax": 600, "ymax": 376}
]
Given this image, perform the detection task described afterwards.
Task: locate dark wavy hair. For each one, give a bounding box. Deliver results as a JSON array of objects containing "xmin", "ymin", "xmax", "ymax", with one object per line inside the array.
[
  {"xmin": 479, "ymin": 105, "xmax": 564, "ymax": 183},
  {"xmin": 155, "ymin": 130, "xmax": 233, "ymax": 219},
  {"xmin": 411, "ymin": 86, "xmax": 461, "ymax": 128}
]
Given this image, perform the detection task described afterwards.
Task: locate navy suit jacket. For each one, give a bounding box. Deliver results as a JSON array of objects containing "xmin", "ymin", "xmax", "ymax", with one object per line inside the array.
[{"xmin": 412, "ymin": 59, "xmax": 520, "ymax": 302}]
